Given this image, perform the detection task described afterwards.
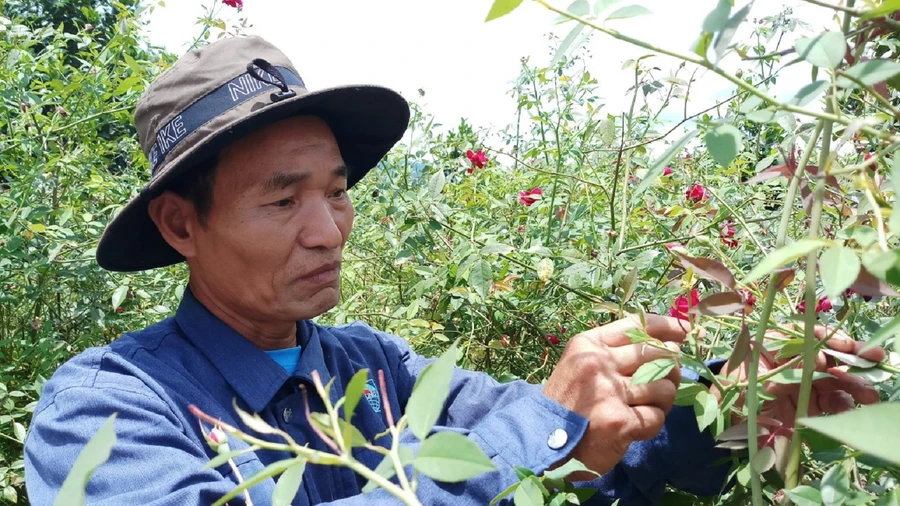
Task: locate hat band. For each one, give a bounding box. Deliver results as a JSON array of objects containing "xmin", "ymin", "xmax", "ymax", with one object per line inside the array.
[{"xmin": 147, "ymin": 66, "xmax": 305, "ymax": 174}]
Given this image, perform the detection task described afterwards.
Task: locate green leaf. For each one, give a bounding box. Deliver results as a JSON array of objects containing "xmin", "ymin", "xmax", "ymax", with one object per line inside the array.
[
  {"xmin": 693, "ymin": 31, "xmax": 714, "ymax": 58},
  {"xmin": 631, "ymin": 358, "xmax": 677, "ymax": 386},
  {"xmin": 554, "ymin": 0, "xmax": 590, "ymax": 23},
  {"xmin": 514, "ymin": 476, "xmax": 546, "ymax": 506},
  {"xmin": 490, "ymin": 482, "xmax": 522, "ymax": 506},
  {"xmin": 54, "ymin": 414, "xmax": 117, "ymax": 506},
  {"xmin": 750, "ymin": 446, "xmax": 775, "ymax": 473},
  {"xmin": 785, "ymin": 485, "xmax": 823, "ymax": 506},
  {"xmin": 594, "ymin": 0, "xmax": 624, "ymax": 15},
  {"xmin": 233, "ymin": 399, "xmax": 281, "ymax": 436},
  {"xmin": 741, "ymin": 238, "xmax": 835, "ymax": 284},
  {"xmin": 111, "ymin": 285, "xmax": 128, "ymax": 310},
  {"xmin": 837, "ymin": 60, "xmax": 900, "ymax": 89},
  {"xmin": 13, "ymin": 421, "xmax": 26, "ymax": 442},
  {"xmin": 362, "ymin": 447, "xmax": 414, "ymax": 493},
  {"xmin": 862, "ymin": 250, "xmax": 900, "ymax": 287},
  {"xmin": 469, "ymin": 259, "xmax": 493, "ymax": 299},
  {"xmin": 860, "ymin": 0, "xmax": 900, "ymax": 20},
  {"xmin": 605, "ymin": 5, "xmax": 652, "ymax": 21},
  {"xmin": 481, "ymin": 242, "xmax": 515, "ymax": 255},
  {"xmin": 542, "ymin": 458, "xmax": 601, "ymax": 481},
  {"xmin": 485, "ymin": 0, "xmax": 525, "ymax": 21},
  {"xmin": 745, "ymin": 108, "xmax": 779, "ymax": 123},
  {"xmin": 820, "ymin": 464, "xmax": 851, "ymax": 506},
  {"xmin": 794, "ymin": 31, "xmax": 846, "ymax": 70},
  {"xmin": 768, "ymin": 370, "xmax": 834, "ymax": 384},
  {"xmin": 862, "ymin": 313, "xmax": 900, "ymax": 352},
  {"xmin": 701, "ymin": 0, "xmax": 731, "ymax": 33},
  {"xmin": 406, "ymin": 342, "xmax": 458, "ymax": 440},
  {"xmin": 550, "ymin": 23, "xmax": 587, "ymax": 67},
  {"xmin": 211, "ymin": 457, "xmax": 306, "ymax": 506},
  {"xmin": 786, "ymin": 80, "xmax": 829, "ymax": 107},
  {"xmin": 821, "ymin": 349, "xmax": 878, "ymax": 369},
  {"xmin": 342, "ymin": 369, "xmax": 369, "ymax": 422},
  {"xmin": 727, "ymin": 323, "xmax": 752, "ymax": 374},
  {"xmin": 428, "ymin": 170, "xmax": 445, "ymax": 199},
  {"xmin": 704, "ymin": 124, "xmax": 743, "ymax": 168},
  {"xmin": 712, "ymin": 3, "xmax": 751, "ymax": 62},
  {"xmin": 271, "ymin": 459, "xmax": 307, "ymax": 506},
  {"xmin": 675, "ymin": 382, "xmax": 705, "ymax": 407},
  {"xmin": 631, "ymin": 129, "xmax": 698, "ymax": 202},
  {"xmin": 2, "ymin": 486, "xmax": 16, "ymax": 504},
  {"xmin": 820, "ymin": 246, "xmax": 861, "ymax": 299},
  {"xmin": 671, "ymin": 251, "xmax": 736, "ymax": 289},
  {"xmin": 414, "ymin": 432, "xmax": 496, "ymax": 482},
  {"xmin": 204, "ymin": 446, "xmax": 260, "ymax": 470},
  {"xmin": 693, "ymin": 390, "xmax": 718, "ymax": 431}
]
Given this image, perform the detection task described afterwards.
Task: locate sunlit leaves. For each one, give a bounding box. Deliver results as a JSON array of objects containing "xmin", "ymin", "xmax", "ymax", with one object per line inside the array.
[
  {"xmin": 54, "ymin": 414, "xmax": 117, "ymax": 506},
  {"xmin": 631, "ymin": 358, "xmax": 676, "ymax": 386},
  {"xmin": 111, "ymin": 285, "xmax": 128, "ymax": 309},
  {"xmin": 406, "ymin": 341, "xmax": 458, "ymax": 440},
  {"xmin": 862, "ymin": 250, "xmax": 900, "ymax": 288},
  {"xmin": 272, "ymin": 459, "xmax": 307, "ymax": 506},
  {"xmin": 485, "ymin": 0, "xmax": 525, "ymax": 21},
  {"xmin": 837, "ymin": 60, "xmax": 900, "ymax": 89},
  {"xmin": 820, "ymin": 246, "xmax": 860, "ymax": 299},
  {"xmin": 342, "ymin": 369, "xmax": 370, "ymax": 422},
  {"xmin": 862, "ymin": 314, "xmax": 900, "ymax": 352},
  {"xmin": 469, "ymin": 259, "xmax": 493, "ymax": 299},
  {"xmin": 786, "ymin": 485, "xmax": 824, "ymax": 506},
  {"xmin": 428, "ymin": 169, "xmax": 445, "ymax": 199},
  {"xmin": 704, "ymin": 124, "xmax": 743, "ymax": 168},
  {"xmin": 701, "ymin": 0, "xmax": 731, "ymax": 33},
  {"xmin": 693, "ymin": 389, "xmax": 718, "ymax": 431},
  {"xmin": 742, "ymin": 238, "xmax": 835, "ymax": 284},
  {"xmin": 414, "ymin": 432, "xmax": 496, "ymax": 482},
  {"xmin": 727, "ymin": 323, "xmax": 751, "ymax": 375},
  {"xmin": 794, "ymin": 31, "xmax": 846, "ymax": 70}
]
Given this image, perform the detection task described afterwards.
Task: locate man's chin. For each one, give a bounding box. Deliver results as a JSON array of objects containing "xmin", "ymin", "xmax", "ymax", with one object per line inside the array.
[{"xmin": 290, "ymin": 284, "xmax": 341, "ymax": 320}]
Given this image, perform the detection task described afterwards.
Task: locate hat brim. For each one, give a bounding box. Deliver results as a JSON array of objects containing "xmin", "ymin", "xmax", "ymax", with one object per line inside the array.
[{"xmin": 96, "ymin": 85, "xmax": 410, "ymax": 272}]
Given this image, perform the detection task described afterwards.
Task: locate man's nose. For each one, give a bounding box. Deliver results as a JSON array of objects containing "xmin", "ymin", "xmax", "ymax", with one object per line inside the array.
[{"xmin": 298, "ymin": 200, "xmax": 344, "ymax": 250}]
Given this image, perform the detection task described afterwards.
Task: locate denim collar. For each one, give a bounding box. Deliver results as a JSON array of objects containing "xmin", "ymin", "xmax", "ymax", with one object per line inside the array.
[{"xmin": 174, "ymin": 286, "xmax": 332, "ymax": 413}]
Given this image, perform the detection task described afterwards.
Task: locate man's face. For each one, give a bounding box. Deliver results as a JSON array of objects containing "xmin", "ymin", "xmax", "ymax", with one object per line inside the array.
[{"xmin": 186, "ymin": 115, "xmax": 353, "ymax": 323}]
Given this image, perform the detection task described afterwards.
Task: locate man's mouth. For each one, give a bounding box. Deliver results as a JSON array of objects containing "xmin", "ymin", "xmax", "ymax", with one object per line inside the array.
[{"xmin": 299, "ymin": 261, "xmax": 341, "ymax": 284}]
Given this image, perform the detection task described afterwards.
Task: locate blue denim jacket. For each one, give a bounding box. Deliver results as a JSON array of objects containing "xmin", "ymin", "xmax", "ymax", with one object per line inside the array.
[{"xmin": 24, "ymin": 287, "xmax": 730, "ymax": 505}]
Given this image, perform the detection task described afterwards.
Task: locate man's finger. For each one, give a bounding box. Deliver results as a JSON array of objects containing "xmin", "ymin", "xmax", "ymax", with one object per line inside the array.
[
  {"xmin": 625, "ymin": 379, "xmax": 677, "ymax": 414},
  {"xmin": 613, "ymin": 343, "xmax": 680, "ymax": 375},
  {"xmin": 826, "ymin": 367, "xmax": 880, "ymax": 405},
  {"xmin": 816, "ymin": 389, "xmax": 855, "ymax": 415},
  {"xmin": 628, "ymin": 405, "xmax": 667, "ymax": 441},
  {"xmin": 581, "ymin": 313, "xmax": 694, "ymax": 347},
  {"xmin": 813, "ymin": 326, "xmax": 887, "ymax": 363}
]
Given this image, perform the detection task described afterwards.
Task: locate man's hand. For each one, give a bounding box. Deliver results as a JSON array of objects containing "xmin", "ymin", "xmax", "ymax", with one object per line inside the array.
[
  {"xmin": 542, "ymin": 314, "xmax": 690, "ymax": 477},
  {"xmin": 720, "ymin": 325, "xmax": 885, "ymax": 427}
]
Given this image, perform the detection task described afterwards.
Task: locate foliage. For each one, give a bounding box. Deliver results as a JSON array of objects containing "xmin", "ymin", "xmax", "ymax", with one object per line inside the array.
[{"xmin": 1, "ymin": 0, "xmax": 900, "ymax": 504}]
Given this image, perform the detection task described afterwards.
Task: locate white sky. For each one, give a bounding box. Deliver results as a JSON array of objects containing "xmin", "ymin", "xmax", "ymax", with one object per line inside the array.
[{"xmin": 145, "ymin": 0, "xmax": 835, "ymax": 135}]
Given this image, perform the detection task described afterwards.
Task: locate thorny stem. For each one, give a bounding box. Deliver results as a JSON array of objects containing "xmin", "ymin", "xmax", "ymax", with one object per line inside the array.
[{"xmin": 744, "ymin": 120, "xmax": 824, "ymax": 506}]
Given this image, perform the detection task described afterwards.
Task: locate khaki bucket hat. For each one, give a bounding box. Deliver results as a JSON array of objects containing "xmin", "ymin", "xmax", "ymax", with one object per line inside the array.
[{"xmin": 96, "ymin": 35, "xmax": 410, "ymax": 272}]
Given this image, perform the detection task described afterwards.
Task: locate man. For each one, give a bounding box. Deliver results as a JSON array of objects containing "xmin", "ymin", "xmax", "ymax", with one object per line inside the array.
[{"xmin": 24, "ymin": 35, "xmax": 883, "ymax": 505}]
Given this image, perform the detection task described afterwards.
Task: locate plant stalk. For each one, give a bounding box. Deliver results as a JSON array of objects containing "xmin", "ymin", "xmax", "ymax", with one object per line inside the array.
[{"xmin": 745, "ymin": 120, "xmax": 824, "ymax": 506}]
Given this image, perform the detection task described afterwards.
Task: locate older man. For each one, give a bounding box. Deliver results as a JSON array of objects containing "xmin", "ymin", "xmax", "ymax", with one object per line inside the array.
[{"xmin": 24, "ymin": 36, "xmax": 883, "ymax": 505}]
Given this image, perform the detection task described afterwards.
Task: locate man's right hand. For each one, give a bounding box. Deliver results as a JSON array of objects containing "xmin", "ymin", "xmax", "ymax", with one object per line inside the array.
[{"xmin": 542, "ymin": 314, "xmax": 691, "ymax": 477}]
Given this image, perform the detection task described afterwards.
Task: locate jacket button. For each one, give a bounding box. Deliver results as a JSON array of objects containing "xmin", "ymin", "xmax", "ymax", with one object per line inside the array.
[
  {"xmin": 283, "ymin": 407, "xmax": 293, "ymax": 424},
  {"xmin": 547, "ymin": 429, "xmax": 568, "ymax": 450}
]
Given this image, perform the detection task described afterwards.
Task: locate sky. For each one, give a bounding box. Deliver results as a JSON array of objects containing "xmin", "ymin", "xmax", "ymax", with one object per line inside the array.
[{"xmin": 144, "ymin": 0, "xmax": 836, "ymax": 136}]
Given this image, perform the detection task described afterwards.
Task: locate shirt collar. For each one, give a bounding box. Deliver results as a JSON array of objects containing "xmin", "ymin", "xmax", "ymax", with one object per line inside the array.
[{"xmin": 174, "ymin": 286, "xmax": 332, "ymax": 412}]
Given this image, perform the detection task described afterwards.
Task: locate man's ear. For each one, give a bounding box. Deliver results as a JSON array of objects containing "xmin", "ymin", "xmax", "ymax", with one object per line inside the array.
[{"xmin": 148, "ymin": 191, "xmax": 200, "ymax": 259}]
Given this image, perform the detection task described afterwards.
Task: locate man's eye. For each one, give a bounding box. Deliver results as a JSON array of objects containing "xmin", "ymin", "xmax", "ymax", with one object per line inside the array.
[
  {"xmin": 332, "ymin": 189, "xmax": 348, "ymax": 199},
  {"xmin": 272, "ymin": 198, "xmax": 294, "ymax": 207}
]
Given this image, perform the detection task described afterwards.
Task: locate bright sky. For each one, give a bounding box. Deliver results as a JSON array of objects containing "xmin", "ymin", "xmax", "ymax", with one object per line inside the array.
[{"xmin": 145, "ymin": 0, "xmax": 835, "ymax": 134}]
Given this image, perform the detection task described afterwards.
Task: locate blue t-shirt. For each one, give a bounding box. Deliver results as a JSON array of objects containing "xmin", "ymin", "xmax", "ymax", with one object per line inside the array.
[{"xmin": 264, "ymin": 346, "xmax": 302, "ymax": 374}]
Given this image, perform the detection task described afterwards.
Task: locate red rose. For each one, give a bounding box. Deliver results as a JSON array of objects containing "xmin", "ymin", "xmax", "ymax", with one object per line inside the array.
[
  {"xmin": 663, "ymin": 166, "xmax": 673, "ymax": 176},
  {"xmin": 518, "ymin": 187, "xmax": 543, "ymax": 206},
  {"xmin": 864, "ymin": 153, "xmax": 877, "ymax": 171},
  {"xmin": 797, "ymin": 296, "xmax": 832, "ymax": 314},
  {"xmin": 223, "ymin": 0, "xmax": 243, "ymax": 8},
  {"xmin": 739, "ymin": 289, "xmax": 756, "ymax": 307},
  {"xmin": 685, "ymin": 184, "xmax": 709, "ymax": 204},
  {"xmin": 546, "ymin": 334, "xmax": 560, "ymax": 346},
  {"xmin": 720, "ymin": 221, "xmax": 738, "ymax": 248},
  {"xmin": 669, "ymin": 289, "xmax": 700, "ymax": 321},
  {"xmin": 466, "ymin": 149, "xmax": 488, "ymax": 169}
]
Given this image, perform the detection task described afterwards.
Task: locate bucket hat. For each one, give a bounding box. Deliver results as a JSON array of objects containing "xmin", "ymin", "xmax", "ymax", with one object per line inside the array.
[{"xmin": 96, "ymin": 35, "xmax": 410, "ymax": 272}]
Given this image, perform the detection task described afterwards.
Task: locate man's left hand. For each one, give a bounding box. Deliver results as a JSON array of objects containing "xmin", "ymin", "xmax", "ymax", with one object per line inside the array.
[{"xmin": 717, "ymin": 325, "xmax": 885, "ymax": 427}]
